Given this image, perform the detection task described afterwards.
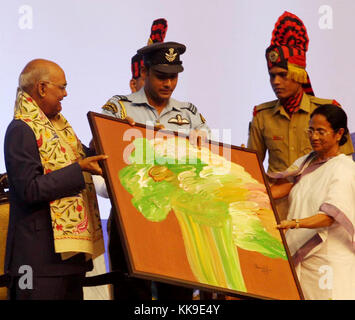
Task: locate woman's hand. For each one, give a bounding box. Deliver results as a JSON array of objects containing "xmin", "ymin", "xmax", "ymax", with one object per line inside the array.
[
  {"xmin": 276, "ymin": 214, "xmax": 334, "ymax": 230},
  {"xmin": 277, "ymin": 220, "xmax": 297, "ymax": 230}
]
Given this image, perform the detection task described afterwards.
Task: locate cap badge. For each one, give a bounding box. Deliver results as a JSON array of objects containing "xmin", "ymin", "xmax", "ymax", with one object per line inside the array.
[
  {"xmin": 165, "ymin": 48, "xmax": 177, "ymax": 62},
  {"xmin": 268, "ymin": 50, "xmax": 279, "ymax": 63}
]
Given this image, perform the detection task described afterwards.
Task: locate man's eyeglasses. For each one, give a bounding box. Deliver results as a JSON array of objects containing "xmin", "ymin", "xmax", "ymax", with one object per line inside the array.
[{"xmin": 43, "ymin": 81, "xmax": 67, "ymax": 91}]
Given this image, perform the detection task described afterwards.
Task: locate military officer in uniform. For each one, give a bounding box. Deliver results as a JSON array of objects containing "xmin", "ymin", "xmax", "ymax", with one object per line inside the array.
[
  {"xmin": 101, "ymin": 41, "xmax": 209, "ymax": 300},
  {"xmin": 103, "ymin": 43, "xmax": 208, "ymax": 135},
  {"xmin": 248, "ymin": 12, "xmax": 354, "ymax": 220}
]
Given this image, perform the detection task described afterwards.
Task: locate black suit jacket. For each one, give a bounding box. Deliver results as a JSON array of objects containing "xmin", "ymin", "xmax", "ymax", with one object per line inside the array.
[{"xmin": 4, "ymin": 120, "xmax": 93, "ymax": 277}]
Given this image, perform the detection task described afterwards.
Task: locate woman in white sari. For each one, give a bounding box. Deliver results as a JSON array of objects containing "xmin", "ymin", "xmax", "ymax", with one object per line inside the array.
[{"xmin": 271, "ymin": 104, "xmax": 355, "ymax": 300}]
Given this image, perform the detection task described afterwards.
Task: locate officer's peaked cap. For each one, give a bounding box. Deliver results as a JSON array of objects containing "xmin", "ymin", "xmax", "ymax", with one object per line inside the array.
[{"xmin": 137, "ymin": 41, "xmax": 186, "ymax": 74}]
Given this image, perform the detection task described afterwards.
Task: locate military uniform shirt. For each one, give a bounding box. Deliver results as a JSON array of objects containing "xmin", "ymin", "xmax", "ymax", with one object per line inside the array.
[
  {"xmin": 247, "ymin": 93, "xmax": 354, "ymax": 173},
  {"xmin": 101, "ymin": 87, "xmax": 210, "ymax": 135}
]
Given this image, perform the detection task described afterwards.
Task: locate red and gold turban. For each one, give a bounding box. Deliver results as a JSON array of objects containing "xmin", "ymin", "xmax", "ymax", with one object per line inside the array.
[{"xmin": 266, "ymin": 11, "xmax": 314, "ymax": 96}]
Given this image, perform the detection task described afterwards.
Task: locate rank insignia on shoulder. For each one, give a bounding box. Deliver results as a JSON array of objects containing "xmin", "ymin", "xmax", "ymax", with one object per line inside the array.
[
  {"xmin": 183, "ymin": 103, "xmax": 197, "ymax": 115},
  {"xmin": 102, "ymin": 102, "xmax": 119, "ymax": 114},
  {"xmin": 113, "ymin": 95, "xmax": 131, "ymax": 102},
  {"xmin": 168, "ymin": 114, "xmax": 190, "ymax": 125}
]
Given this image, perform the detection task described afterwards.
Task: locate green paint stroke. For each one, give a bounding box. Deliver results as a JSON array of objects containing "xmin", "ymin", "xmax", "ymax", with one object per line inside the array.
[{"xmin": 119, "ymin": 137, "xmax": 287, "ymax": 292}]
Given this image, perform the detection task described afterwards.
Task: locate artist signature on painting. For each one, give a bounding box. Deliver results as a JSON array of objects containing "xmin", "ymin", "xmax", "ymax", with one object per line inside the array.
[{"xmin": 254, "ymin": 264, "xmax": 272, "ymax": 274}]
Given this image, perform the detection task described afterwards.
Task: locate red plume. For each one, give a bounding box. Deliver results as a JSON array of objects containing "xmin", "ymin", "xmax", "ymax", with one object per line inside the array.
[
  {"xmin": 148, "ymin": 18, "xmax": 168, "ymax": 44},
  {"xmin": 271, "ymin": 11, "xmax": 309, "ymax": 52}
]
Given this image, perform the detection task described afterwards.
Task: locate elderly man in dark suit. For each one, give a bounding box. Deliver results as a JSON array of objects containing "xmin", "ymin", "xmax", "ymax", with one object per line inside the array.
[{"xmin": 4, "ymin": 59, "xmax": 107, "ymax": 300}]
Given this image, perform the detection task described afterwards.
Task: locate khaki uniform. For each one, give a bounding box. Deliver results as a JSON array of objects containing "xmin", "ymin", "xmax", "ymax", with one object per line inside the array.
[
  {"xmin": 248, "ymin": 93, "xmax": 354, "ymax": 174},
  {"xmin": 247, "ymin": 93, "xmax": 354, "ymax": 220}
]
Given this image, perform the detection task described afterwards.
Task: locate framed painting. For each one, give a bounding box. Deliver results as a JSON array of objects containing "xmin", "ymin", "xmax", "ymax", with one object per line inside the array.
[{"xmin": 88, "ymin": 112, "xmax": 303, "ymax": 300}]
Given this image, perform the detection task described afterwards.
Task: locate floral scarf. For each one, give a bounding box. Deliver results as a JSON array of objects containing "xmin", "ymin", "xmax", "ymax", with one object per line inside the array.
[{"xmin": 14, "ymin": 90, "xmax": 104, "ymax": 260}]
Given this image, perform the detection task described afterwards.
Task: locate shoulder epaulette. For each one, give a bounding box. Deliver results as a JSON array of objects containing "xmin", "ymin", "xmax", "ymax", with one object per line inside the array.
[
  {"xmin": 253, "ymin": 100, "xmax": 277, "ymax": 116},
  {"xmin": 309, "ymin": 96, "xmax": 341, "ymax": 107},
  {"xmin": 112, "ymin": 95, "xmax": 131, "ymax": 102},
  {"xmin": 102, "ymin": 102, "xmax": 118, "ymax": 114},
  {"xmin": 102, "ymin": 95, "xmax": 131, "ymax": 120},
  {"xmin": 181, "ymin": 103, "xmax": 197, "ymax": 115}
]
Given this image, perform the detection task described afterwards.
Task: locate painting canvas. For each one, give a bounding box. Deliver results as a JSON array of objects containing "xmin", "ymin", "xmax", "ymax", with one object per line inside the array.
[{"xmin": 88, "ymin": 112, "xmax": 303, "ymax": 300}]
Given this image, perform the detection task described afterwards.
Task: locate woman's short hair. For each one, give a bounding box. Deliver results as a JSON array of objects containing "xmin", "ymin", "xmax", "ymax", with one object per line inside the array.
[{"xmin": 310, "ymin": 104, "xmax": 349, "ymax": 146}]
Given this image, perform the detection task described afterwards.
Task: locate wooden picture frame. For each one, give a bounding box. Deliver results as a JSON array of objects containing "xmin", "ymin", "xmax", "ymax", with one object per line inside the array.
[{"xmin": 88, "ymin": 112, "xmax": 304, "ymax": 300}]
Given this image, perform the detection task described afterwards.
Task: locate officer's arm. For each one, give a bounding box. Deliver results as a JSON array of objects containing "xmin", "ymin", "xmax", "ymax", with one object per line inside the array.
[
  {"xmin": 247, "ymin": 112, "xmax": 266, "ymax": 162},
  {"xmin": 102, "ymin": 99, "xmax": 121, "ymax": 118},
  {"xmin": 101, "ymin": 98, "xmax": 135, "ymax": 126}
]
